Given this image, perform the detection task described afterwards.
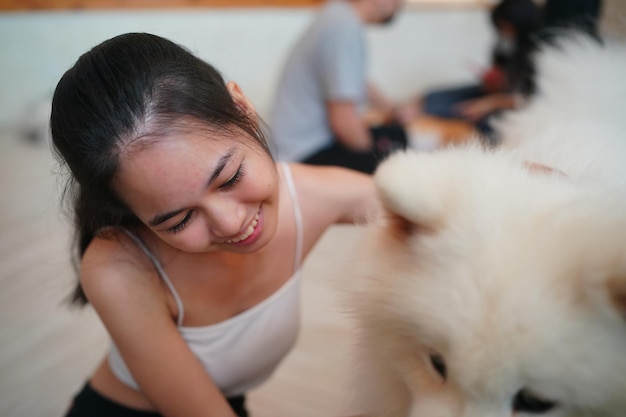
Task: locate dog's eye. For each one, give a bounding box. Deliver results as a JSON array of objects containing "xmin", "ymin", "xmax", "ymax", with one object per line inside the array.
[
  {"xmin": 429, "ymin": 353, "xmax": 447, "ymax": 379},
  {"xmin": 513, "ymin": 389, "xmax": 557, "ymax": 414}
]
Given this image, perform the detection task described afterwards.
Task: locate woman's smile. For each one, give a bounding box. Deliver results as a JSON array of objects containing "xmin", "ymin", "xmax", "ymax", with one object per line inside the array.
[{"xmin": 225, "ymin": 208, "xmax": 262, "ymax": 246}]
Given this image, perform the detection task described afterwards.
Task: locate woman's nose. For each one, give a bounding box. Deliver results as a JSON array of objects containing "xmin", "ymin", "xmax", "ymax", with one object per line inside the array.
[{"xmin": 204, "ymin": 196, "xmax": 246, "ymax": 239}]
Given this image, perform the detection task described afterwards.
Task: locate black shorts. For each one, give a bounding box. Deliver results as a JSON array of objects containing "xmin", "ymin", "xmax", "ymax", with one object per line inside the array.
[
  {"xmin": 64, "ymin": 382, "xmax": 249, "ymax": 417},
  {"xmin": 301, "ymin": 124, "xmax": 408, "ymax": 174}
]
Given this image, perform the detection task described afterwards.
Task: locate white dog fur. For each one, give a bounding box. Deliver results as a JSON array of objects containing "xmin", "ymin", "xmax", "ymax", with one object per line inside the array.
[{"xmin": 345, "ymin": 34, "xmax": 626, "ymax": 417}]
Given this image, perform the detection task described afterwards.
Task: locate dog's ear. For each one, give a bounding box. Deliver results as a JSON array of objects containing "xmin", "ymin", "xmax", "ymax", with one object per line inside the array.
[
  {"xmin": 607, "ymin": 276, "xmax": 626, "ymax": 320},
  {"xmin": 373, "ymin": 149, "xmax": 464, "ymax": 238},
  {"xmin": 381, "ymin": 206, "xmax": 434, "ymax": 240}
]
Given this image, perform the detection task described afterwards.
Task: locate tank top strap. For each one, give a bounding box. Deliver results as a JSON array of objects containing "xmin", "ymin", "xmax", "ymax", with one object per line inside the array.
[
  {"xmin": 280, "ymin": 162, "xmax": 303, "ymax": 271},
  {"xmin": 120, "ymin": 228, "xmax": 186, "ymax": 326}
]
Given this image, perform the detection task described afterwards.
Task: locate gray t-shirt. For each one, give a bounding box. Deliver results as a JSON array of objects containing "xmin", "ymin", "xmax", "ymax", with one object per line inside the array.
[{"xmin": 269, "ymin": 0, "xmax": 367, "ymax": 162}]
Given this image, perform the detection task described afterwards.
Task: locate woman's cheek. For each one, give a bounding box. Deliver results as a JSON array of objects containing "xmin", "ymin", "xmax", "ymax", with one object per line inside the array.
[
  {"xmin": 182, "ymin": 221, "xmax": 211, "ymax": 252},
  {"xmin": 163, "ymin": 221, "xmax": 210, "ymax": 252}
]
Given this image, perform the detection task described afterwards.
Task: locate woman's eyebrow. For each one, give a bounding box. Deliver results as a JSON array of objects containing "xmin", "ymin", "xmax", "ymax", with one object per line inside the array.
[
  {"xmin": 207, "ymin": 148, "xmax": 235, "ymax": 188},
  {"xmin": 148, "ymin": 147, "xmax": 237, "ymax": 228}
]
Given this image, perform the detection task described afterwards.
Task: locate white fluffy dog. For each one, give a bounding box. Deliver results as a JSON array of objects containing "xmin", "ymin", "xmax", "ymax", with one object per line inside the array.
[{"xmin": 345, "ymin": 35, "xmax": 626, "ymax": 417}]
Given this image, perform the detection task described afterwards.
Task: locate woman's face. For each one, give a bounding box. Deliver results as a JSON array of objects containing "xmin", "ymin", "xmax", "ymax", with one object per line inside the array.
[{"xmin": 114, "ymin": 130, "xmax": 279, "ymax": 254}]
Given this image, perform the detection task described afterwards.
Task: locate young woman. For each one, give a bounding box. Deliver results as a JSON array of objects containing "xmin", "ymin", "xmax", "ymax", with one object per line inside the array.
[{"xmin": 52, "ymin": 32, "xmax": 378, "ymax": 417}]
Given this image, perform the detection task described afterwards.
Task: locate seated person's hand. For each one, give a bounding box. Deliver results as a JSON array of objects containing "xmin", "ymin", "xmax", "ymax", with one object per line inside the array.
[
  {"xmin": 363, "ymin": 101, "xmax": 418, "ymax": 127},
  {"xmin": 455, "ymin": 93, "xmax": 517, "ymax": 122},
  {"xmin": 481, "ymin": 66, "xmax": 507, "ymax": 93},
  {"xmin": 455, "ymin": 96, "xmax": 499, "ymax": 121},
  {"xmin": 391, "ymin": 101, "xmax": 420, "ymax": 126}
]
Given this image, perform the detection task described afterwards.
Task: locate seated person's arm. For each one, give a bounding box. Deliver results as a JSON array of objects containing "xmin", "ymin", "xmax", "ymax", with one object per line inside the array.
[
  {"xmin": 327, "ymin": 100, "xmax": 373, "ymax": 152},
  {"xmin": 367, "ymin": 82, "xmax": 416, "ymax": 125},
  {"xmin": 456, "ymin": 92, "xmax": 519, "ymax": 121},
  {"xmin": 367, "ymin": 82, "xmax": 395, "ymax": 115}
]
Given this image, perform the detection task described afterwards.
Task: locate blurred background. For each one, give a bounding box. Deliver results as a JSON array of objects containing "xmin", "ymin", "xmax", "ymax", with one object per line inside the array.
[
  {"xmin": 0, "ymin": 1, "xmax": 625, "ymax": 416},
  {"xmin": 1, "ymin": 1, "xmax": 498, "ymax": 132}
]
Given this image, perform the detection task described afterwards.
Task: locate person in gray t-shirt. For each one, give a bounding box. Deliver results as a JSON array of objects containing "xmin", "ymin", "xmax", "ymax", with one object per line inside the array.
[{"xmin": 270, "ymin": 0, "xmax": 408, "ymax": 174}]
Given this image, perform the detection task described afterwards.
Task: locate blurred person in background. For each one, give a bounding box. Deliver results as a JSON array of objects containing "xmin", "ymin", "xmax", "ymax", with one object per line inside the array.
[
  {"xmin": 414, "ymin": 0, "xmax": 541, "ymax": 144},
  {"xmin": 270, "ymin": 0, "xmax": 410, "ymax": 174}
]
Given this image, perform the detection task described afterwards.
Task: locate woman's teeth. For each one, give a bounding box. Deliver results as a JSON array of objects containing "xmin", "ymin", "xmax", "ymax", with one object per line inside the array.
[{"xmin": 227, "ymin": 212, "xmax": 259, "ymax": 243}]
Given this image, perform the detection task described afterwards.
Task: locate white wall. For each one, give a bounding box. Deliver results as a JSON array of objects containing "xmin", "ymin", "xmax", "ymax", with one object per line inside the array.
[{"xmin": 0, "ymin": 7, "xmax": 493, "ymax": 129}]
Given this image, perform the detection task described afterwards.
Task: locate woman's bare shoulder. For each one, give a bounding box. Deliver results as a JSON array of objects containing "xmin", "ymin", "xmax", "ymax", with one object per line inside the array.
[
  {"xmin": 287, "ymin": 163, "xmax": 379, "ymax": 225},
  {"xmin": 80, "ymin": 229, "xmax": 166, "ymax": 309}
]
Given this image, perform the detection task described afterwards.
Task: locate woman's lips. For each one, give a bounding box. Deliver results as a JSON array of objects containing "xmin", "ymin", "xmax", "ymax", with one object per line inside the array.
[{"xmin": 226, "ymin": 210, "xmax": 261, "ymax": 245}]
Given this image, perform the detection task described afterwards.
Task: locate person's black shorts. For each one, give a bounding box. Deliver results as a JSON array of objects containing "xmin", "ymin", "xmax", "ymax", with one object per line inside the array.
[
  {"xmin": 302, "ymin": 124, "xmax": 408, "ymax": 174},
  {"xmin": 64, "ymin": 382, "xmax": 249, "ymax": 417}
]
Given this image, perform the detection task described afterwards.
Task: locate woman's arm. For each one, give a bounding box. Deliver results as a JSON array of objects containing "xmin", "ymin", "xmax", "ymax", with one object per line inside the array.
[
  {"xmin": 81, "ymin": 236, "xmax": 238, "ymax": 417},
  {"xmin": 289, "ymin": 163, "xmax": 379, "ymax": 227}
]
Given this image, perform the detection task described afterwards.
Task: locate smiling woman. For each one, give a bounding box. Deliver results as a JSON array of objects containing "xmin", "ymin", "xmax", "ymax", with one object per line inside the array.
[{"xmin": 50, "ymin": 32, "xmax": 377, "ymax": 417}]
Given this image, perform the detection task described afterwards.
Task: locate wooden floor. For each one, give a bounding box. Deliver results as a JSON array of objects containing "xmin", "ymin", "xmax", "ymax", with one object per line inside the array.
[{"xmin": 0, "ymin": 132, "xmax": 365, "ymax": 417}]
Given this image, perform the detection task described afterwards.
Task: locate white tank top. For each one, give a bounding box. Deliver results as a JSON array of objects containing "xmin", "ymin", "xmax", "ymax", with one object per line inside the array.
[{"xmin": 108, "ymin": 163, "xmax": 303, "ymax": 397}]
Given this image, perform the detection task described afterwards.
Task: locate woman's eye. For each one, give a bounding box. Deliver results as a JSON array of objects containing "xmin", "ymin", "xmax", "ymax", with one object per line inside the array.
[
  {"xmin": 220, "ymin": 165, "xmax": 244, "ymax": 190},
  {"xmin": 166, "ymin": 211, "xmax": 193, "ymax": 234},
  {"xmin": 429, "ymin": 353, "xmax": 447, "ymax": 380},
  {"xmin": 513, "ymin": 389, "xmax": 557, "ymax": 414}
]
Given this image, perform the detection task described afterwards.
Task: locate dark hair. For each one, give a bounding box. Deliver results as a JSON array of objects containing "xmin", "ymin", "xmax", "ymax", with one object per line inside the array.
[
  {"xmin": 490, "ymin": 0, "xmax": 541, "ymax": 95},
  {"xmin": 491, "ymin": 0, "xmax": 541, "ymax": 36},
  {"xmin": 542, "ymin": 0, "xmax": 602, "ymax": 40},
  {"xmin": 51, "ymin": 32, "xmax": 271, "ymax": 306}
]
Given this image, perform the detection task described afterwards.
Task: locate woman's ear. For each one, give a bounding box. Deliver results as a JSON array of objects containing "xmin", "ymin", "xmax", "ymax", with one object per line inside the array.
[{"xmin": 226, "ymin": 81, "xmax": 256, "ymax": 117}]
